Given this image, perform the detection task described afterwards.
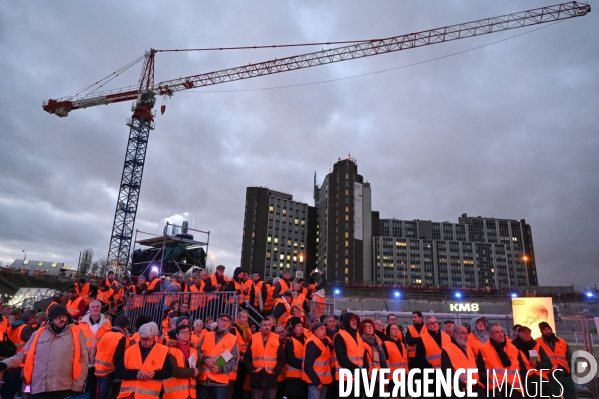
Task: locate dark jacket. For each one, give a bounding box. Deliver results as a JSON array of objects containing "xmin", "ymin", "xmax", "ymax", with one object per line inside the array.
[
  {"xmin": 285, "ymin": 334, "xmax": 308, "ymax": 393},
  {"xmin": 333, "ymin": 313, "xmax": 367, "ymax": 372},
  {"xmin": 244, "ymin": 333, "xmax": 286, "ymax": 389}
]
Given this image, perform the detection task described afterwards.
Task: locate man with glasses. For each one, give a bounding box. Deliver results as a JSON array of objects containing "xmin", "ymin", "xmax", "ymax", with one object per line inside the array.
[
  {"xmin": 0, "ymin": 304, "xmax": 89, "ymax": 399},
  {"xmin": 198, "ymin": 313, "xmax": 239, "ymax": 399},
  {"xmin": 441, "ymin": 325, "xmax": 483, "ymax": 398},
  {"xmin": 417, "ymin": 316, "xmax": 451, "ymax": 392}
]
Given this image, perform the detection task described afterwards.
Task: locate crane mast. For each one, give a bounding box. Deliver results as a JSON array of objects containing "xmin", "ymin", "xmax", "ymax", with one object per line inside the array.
[{"xmin": 41, "ymin": 2, "xmax": 590, "ymax": 276}]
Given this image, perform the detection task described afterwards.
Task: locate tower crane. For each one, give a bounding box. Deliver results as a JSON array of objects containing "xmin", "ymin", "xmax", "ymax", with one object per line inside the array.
[{"xmin": 42, "ymin": 2, "xmax": 590, "ymax": 276}]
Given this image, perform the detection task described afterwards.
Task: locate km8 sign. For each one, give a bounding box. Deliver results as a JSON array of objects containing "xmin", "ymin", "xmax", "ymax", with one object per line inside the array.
[{"xmin": 449, "ymin": 303, "xmax": 480, "ymax": 312}]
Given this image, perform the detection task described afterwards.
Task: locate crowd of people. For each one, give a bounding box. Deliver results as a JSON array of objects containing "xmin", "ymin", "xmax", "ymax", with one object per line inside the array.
[{"xmin": 0, "ymin": 265, "xmax": 580, "ymax": 399}]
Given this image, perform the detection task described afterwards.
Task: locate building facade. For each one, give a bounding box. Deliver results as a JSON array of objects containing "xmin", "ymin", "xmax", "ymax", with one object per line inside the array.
[
  {"xmin": 240, "ymin": 187, "xmax": 316, "ymax": 279},
  {"xmin": 373, "ymin": 214, "xmax": 538, "ymax": 289},
  {"xmin": 314, "ymin": 157, "xmax": 373, "ymax": 284}
]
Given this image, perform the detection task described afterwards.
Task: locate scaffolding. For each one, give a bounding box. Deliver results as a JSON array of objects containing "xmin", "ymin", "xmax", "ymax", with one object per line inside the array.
[{"xmin": 131, "ymin": 221, "xmax": 209, "ymax": 277}]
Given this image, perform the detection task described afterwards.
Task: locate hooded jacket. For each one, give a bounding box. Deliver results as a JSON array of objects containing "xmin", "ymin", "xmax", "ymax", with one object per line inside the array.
[
  {"xmin": 470, "ymin": 316, "xmax": 489, "ymax": 345},
  {"xmin": 334, "ymin": 312, "xmax": 367, "ymax": 371}
]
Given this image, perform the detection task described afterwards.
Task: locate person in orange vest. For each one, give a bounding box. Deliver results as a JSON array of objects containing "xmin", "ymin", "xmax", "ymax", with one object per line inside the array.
[
  {"xmin": 0, "ymin": 304, "xmax": 89, "ymax": 398},
  {"xmin": 475, "ymin": 323, "xmax": 525, "ymax": 398},
  {"xmin": 102, "ymin": 270, "xmax": 116, "ymax": 289},
  {"xmin": 536, "ymin": 322, "xmax": 577, "ymax": 399},
  {"xmin": 2, "ymin": 310, "xmax": 36, "ymax": 399},
  {"xmin": 191, "ymin": 319, "xmax": 206, "ymax": 346},
  {"xmin": 46, "ymin": 292, "xmax": 63, "ymax": 313},
  {"xmin": 206, "ymin": 265, "xmax": 229, "ymax": 292},
  {"xmin": 311, "ymin": 288, "xmax": 326, "ymax": 318},
  {"xmin": 303, "ymin": 321, "xmax": 333, "ymax": 399},
  {"xmin": 272, "ymin": 290, "xmax": 293, "ymax": 327},
  {"xmin": 404, "ymin": 311, "xmax": 425, "ymax": 370},
  {"xmin": 382, "ymin": 323, "xmax": 408, "ymax": 397},
  {"xmin": 96, "ymin": 284, "xmax": 115, "ymax": 314},
  {"xmin": 263, "ymin": 281, "xmax": 275, "ymax": 315},
  {"xmin": 115, "ymin": 322, "xmax": 173, "ymax": 398},
  {"xmin": 360, "ymin": 318, "xmax": 387, "ymax": 381},
  {"xmin": 232, "ymin": 310, "xmax": 252, "ymax": 398},
  {"xmin": 164, "ymin": 323, "xmax": 200, "ymax": 399},
  {"xmin": 95, "ymin": 314, "xmax": 130, "ymax": 399},
  {"xmin": 274, "ymin": 270, "xmax": 292, "ymax": 298},
  {"xmin": 188, "ymin": 271, "xmax": 205, "ymax": 312},
  {"xmin": 440, "ymin": 325, "xmax": 483, "ymax": 398},
  {"xmin": 443, "ymin": 320, "xmax": 456, "ymax": 336},
  {"xmin": 75, "ymin": 278, "xmax": 95, "ymax": 307},
  {"xmin": 416, "ymin": 315, "xmax": 451, "ymax": 370},
  {"xmin": 80, "ymin": 300, "xmax": 112, "ymax": 399},
  {"xmin": 127, "ymin": 315, "xmax": 153, "ymax": 348},
  {"xmin": 285, "ymin": 317, "xmax": 308, "ymax": 399},
  {"xmin": 469, "ymin": 316, "xmax": 490, "ymax": 356},
  {"xmin": 252, "ymin": 272, "xmax": 267, "ymax": 314},
  {"xmin": 66, "ymin": 288, "xmax": 87, "ymax": 320},
  {"xmin": 198, "ymin": 313, "xmax": 239, "ymax": 399},
  {"xmin": 274, "ymin": 325, "xmax": 288, "ymax": 399},
  {"xmin": 245, "ymin": 318, "xmax": 286, "ymax": 399},
  {"xmin": 333, "ymin": 313, "xmax": 367, "ymax": 397},
  {"xmin": 512, "ymin": 326, "xmax": 553, "ymax": 398},
  {"xmin": 324, "ymin": 315, "xmax": 338, "ymax": 340}
]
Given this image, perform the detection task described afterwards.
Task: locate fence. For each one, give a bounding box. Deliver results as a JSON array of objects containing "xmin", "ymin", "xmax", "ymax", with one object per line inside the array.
[{"xmin": 124, "ymin": 292, "xmax": 239, "ymax": 334}]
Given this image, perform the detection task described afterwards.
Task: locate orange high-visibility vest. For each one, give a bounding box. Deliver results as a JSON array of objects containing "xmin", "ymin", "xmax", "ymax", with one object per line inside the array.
[
  {"xmin": 8, "ymin": 324, "xmax": 27, "ymax": 353},
  {"xmin": 302, "ymin": 335, "xmax": 333, "ymax": 385},
  {"xmin": 291, "ymin": 293, "xmax": 306, "ymax": 309},
  {"xmin": 164, "ymin": 282, "xmax": 181, "ymax": 307},
  {"xmin": 96, "ymin": 289, "xmax": 114, "ymax": 305},
  {"xmin": 517, "ymin": 342, "xmax": 549, "ymax": 380},
  {"xmin": 468, "ymin": 333, "xmax": 484, "ymax": 356},
  {"xmin": 199, "ymin": 331, "xmax": 238, "ymax": 384},
  {"xmin": 383, "ymin": 339, "xmax": 408, "ymax": 375},
  {"xmin": 442, "ymin": 341, "xmax": 480, "ymax": 387},
  {"xmin": 312, "ymin": 295, "xmax": 326, "ymax": 317},
  {"xmin": 95, "ymin": 331, "xmax": 125, "ymax": 377},
  {"xmin": 253, "ymin": 281, "xmax": 264, "ymax": 308},
  {"xmin": 210, "ymin": 274, "xmax": 229, "ymax": 289},
  {"xmin": 536, "ymin": 337, "xmax": 570, "ymax": 373},
  {"xmin": 273, "ymin": 298, "xmax": 291, "ymax": 327},
  {"xmin": 277, "ymin": 279, "xmax": 290, "ymax": 294},
  {"xmin": 80, "ymin": 318, "xmax": 111, "ymax": 358},
  {"xmin": 117, "ymin": 343, "xmax": 170, "ymax": 399},
  {"xmin": 286, "ymin": 335, "xmax": 305, "ymax": 378},
  {"xmin": 75, "ymin": 283, "xmax": 92, "ymax": 306},
  {"xmin": 146, "ymin": 278, "xmax": 161, "ymax": 303},
  {"xmin": 264, "ymin": 284, "xmax": 275, "ymax": 312},
  {"xmin": 421, "ymin": 330, "xmax": 451, "ymax": 369},
  {"xmin": 24, "ymin": 325, "xmax": 82, "ymax": 385},
  {"xmin": 163, "ymin": 346, "xmax": 199, "ymax": 399},
  {"xmin": 66, "ymin": 297, "xmax": 84, "ymax": 317},
  {"xmin": 334, "ymin": 330, "xmax": 365, "ymax": 381},
  {"xmin": 250, "ymin": 331, "xmax": 280, "ymax": 374},
  {"xmin": 407, "ymin": 325, "xmax": 423, "ymax": 358},
  {"xmin": 479, "ymin": 340, "xmax": 523, "ymax": 392},
  {"xmin": 235, "ymin": 327, "xmax": 250, "ymax": 355},
  {"xmin": 128, "ymin": 332, "xmax": 158, "ymax": 348},
  {"xmin": 0, "ymin": 318, "xmax": 8, "ymax": 341},
  {"xmin": 363, "ymin": 335, "xmax": 384, "ymax": 377},
  {"xmin": 188, "ymin": 282, "xmax": 205, "ymax": 310}
]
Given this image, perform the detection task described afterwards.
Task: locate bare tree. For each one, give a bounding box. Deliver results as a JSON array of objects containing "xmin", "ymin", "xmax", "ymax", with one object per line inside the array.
[
  {"xmin": 91, "ymin": 257, "xmax": 104, "ymax": 276},
  {"xmin": 79, "ymin": 248, "xmax": 93, "ymax": 276}
]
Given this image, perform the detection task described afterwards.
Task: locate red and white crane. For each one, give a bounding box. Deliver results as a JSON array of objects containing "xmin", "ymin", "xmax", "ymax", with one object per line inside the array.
[{"xmin": 42, "ymin": 2, "xmax": 590, "ymax": 276}]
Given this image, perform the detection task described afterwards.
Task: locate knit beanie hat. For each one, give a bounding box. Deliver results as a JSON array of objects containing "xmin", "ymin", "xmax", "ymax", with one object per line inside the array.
[
  {"xmin": 538, "ymin": 321, "xmax": 552, "ymax": 331},
  {"xmin": 47, "ymin": 304, "xmax": 69, "ymax": 321},
  {"xmin": 176, "ymin": 316, "xmax": 190, "ymax": 327}
]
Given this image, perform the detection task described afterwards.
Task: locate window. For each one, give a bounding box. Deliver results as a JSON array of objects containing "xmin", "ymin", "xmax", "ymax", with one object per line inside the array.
[
  {"xmin": 267, "ymin": 236, "xmax": 272, "ymax": 243},
  {"xmin": 51, "ymin": 262, "xmax": 57, "ymax": 267},
  {"xmin": 274, "ymin": 238, "xmax": 279, "ymax": 244},
  {"xmin": 269, "ymin": 206, "xmax": 274, "ymax": 212},
  {"xmin": 37, "ymin": 261, "xmax": 43, "ymax": 266}
]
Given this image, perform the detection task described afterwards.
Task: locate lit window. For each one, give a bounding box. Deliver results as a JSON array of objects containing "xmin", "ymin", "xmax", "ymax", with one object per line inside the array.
[
  {"xmin": 345, "ymin": 268, "xmax": 349, "ymax": 274},
  {"xmin": 280, "ymin": 255, "xmax": 284, "ymax": 260},
  {"xmin": 267, "ymin": 236, "xmax": 272, "ymax": 243},
  {"xmin": 269, "ymin": 206, "xmax": 274, "ymax": 212},
  {"xmin": 37, "ymin": 261, "xmax": 43, "ymax": 266},
  {"xmin": 23, "ymin": 260, "xmax": 29, "ymax": 265},
  {"xmin": 293, "ymin": 256, "xmax": 297, "ymax": 262},
  {"xmin": 51, "ymin": 262, "xmax": 57, "ymax": 267},
  {"xmin": 345, "ymin": 259, "xmax": 348, "ymax": 265},
  {"xmin": 282, "ymin": 209, "xmax": 287, "ymax": 215},
  {"xmin": 301, "ymin": 220, "xmax": 305, "ymax": 226},
  {"xmin": 274, "ymin": 238, "xmax": 279, "ymax": 244},
  {"xmin": 266, "ymin": 252, "xmax": 271, "ymax": 259},
  {"xmin": 345, "ymin": 241, "xmax": 349, "ymax": 247},
  {"xmin": 274, "ymin": 247, "xmax": 278, "ymax": 252}
]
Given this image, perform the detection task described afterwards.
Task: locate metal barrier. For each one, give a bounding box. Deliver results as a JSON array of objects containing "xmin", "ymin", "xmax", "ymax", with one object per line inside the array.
[
  {"xmin": 124, "ymin": 292, "xmax": 239, "ymax": 333},
  {"xmin": 308, "ymin": 299, "xmax": 333, "ymax": 317}
]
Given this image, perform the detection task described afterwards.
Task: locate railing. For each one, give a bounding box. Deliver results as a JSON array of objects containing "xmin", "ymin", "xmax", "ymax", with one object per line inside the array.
[
  {"xmin": 123, "ymin": 292, "xmax": 239, "ymax": 334},
  {"xmin": 308, "ymin": 299, "xmax": 333, "ymax": 317}
]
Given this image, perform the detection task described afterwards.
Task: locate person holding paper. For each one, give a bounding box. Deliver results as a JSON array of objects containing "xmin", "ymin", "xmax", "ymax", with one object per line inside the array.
[
  {"xmin": 164, "ymin": 324, "xmax": 200, "ymax": 399},
  {"xmin": 198, "ymin": 313, "xmax": 239, "ymax": 399},
  {"xmin": 512, "ymin": 326, "xmax": 552, "ymax": 398},
  {"xmin": 245, "ymin": 318, "xmax": 286, "ymax": 399}
]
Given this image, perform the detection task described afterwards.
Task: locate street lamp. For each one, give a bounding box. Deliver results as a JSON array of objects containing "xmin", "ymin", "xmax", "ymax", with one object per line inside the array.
[
  {"xmin": 22, "ymin": 250, "xmax": 26, "ymax": 261},
  {"xmin": 511, "ymin": 293, "xmax": 518, "ymax": 298},
  {"xmin": 455, "ymin": 292, "xmax": 462, "ymax": 299},
  {"xmin": 333, "ymin": 288, "xmax": 340, "ymax": 315}
]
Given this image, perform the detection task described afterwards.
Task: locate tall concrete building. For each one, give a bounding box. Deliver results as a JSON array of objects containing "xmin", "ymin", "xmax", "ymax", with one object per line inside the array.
[
  {"xmin": 314, "ymin": 157, "xmax": 373, "ymax": 284},
  {"xmin": 240, "ymin": 187, "xmax": 316, "ymax": 279},
  {"xmin": 372, "ymin": 214, "xmax": 538, "ymax": 289}
]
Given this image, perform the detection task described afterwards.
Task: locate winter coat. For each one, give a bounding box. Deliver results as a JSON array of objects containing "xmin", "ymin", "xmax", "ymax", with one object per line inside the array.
[{"xmin": 1, "ymin": 323, "xmax": 88, "ymax": 394}]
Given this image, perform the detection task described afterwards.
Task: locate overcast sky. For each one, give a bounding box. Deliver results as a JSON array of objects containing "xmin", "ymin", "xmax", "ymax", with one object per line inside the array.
[{"xmin": 1, "ymin": 1, "xmax": 597, "ymax": 288}]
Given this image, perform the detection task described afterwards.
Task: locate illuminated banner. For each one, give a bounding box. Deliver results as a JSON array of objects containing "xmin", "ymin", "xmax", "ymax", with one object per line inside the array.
[
  {"xmin": 512, "ymin": 297, "xmax": 555, "ymax": 339},
  {"xmin": 354, "ymin": 182, "xmax": 363, "ymax": 240}
]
